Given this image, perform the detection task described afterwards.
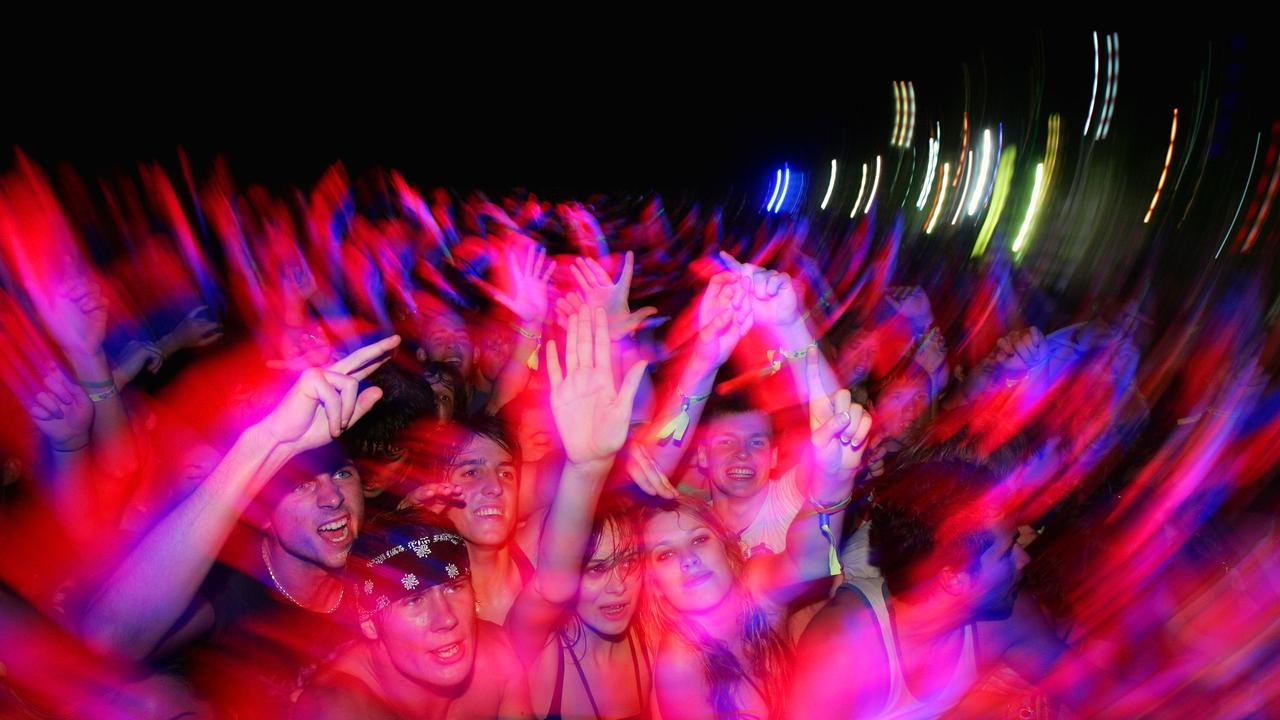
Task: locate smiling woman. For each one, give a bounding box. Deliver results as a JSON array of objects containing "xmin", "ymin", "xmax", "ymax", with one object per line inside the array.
[{"xmin": 640, "ymin": 495, "xmax": 793, "ymax": 720}]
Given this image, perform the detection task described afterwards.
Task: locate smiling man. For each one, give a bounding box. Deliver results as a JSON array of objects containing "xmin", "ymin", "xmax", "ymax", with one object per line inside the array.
[
  {"xmin": 402, "ymin": 415, "xmax": 538, "ymax": 625},
  {"xmin": 293, "ymin": 508, "xmax": 531, "ymax": 719},
  {"xmin": 694, "ymin": 394, "xmax": 806, "ymax": 559}
]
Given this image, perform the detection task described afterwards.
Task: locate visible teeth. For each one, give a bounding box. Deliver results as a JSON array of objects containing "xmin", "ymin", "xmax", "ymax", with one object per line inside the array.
[
  {"xmin": 727, "ymin": 470, "xmax": 754, "ymax": 477},
  {"xmin": 319, "ymin": 519, "xmax": 347, "ymax": 531},
  {"xmin": 476, "ymin": 508, "xmax": 502, "ymax": 517},
  {"xmin": 436, "ymin": 644, "xmax": 459, "ymax": 658}
]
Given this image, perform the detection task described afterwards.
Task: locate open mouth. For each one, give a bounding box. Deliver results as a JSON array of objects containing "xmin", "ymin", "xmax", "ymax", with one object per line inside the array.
[
  {"xmin": 431, "ymin": 641, "xmax": 465, "ymax": 664},
  {"xmin": 725, "ymin": 467, "xmax": 756, "ymax": 481},
  {"xmin": 474, "ymin": 505, "xmax": 504, "ymax": 520},
  {"xmin": 599, "ymin": 602, "xmax": 630, "ymax": 620},
  {"xmin": 317, "ymin": 516, "xmax": 352, "ymax": 544}
]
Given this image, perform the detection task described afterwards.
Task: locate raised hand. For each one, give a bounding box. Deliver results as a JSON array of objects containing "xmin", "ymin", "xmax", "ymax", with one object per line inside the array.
[
  {"xmin": 485, "ymin": 243, "xmax": 554, "ymax": 324},
  {"xmin": 166, "ymin": 306, "xmax": 223, "ymax": 350},
  {"xmin": 32, "ymin": 277, "xmax": 108, "ymax": 357},
  {"xmin": 545, "ymin": 307, "xmax": 647, "ymax": 467},
  {"xmin": 571, "ymin": 252, "xmax": 631, "ymax": 315},
  {"xmin": 695, "ymin": 270, "xmax": 753, "ymax": 366},
  {"xmin": 398, "ymin": 482, "xmax": 465, "ymax": 512},
  {"xmin": 27, "ymin": 365, "xmax": 94, "ymax": 452},
  {"xmin": 995, "ymin": 327, "xmax": 1047, "ymax": 377},
  {"xmin": 555, "ymin": 285, "xmax": 658, "ymax": 342},
  {"xmin": 113, "ymin": 340, "xmax": 165, "ymax": 387},
  {"xmin": 557, "ymin": 202, "xmax": 607, "ymax": 255},
  {"xmin": 807, "ymin": 353, "xmax": 873, "ymax": 481},
  {"xmin": 886, "ymin": 285, "xmax": 934, "ymax": 330},
  {"xmin": 256, "ymin": 335, "xmax": 400, "ymax": 455},
  {"xmin": 718, "ymin": 251, "xmax": 799, "ymax": 329},
  {"xmin": 624, "ymin": 442, "xmax": 678, "ymax": 499}
]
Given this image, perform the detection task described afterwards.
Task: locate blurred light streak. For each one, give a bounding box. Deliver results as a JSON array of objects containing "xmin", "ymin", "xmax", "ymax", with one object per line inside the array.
[
  {"xmin": 776, "ymin": 165, "xmax": 791, "ymax": 214},
  {"xmin": 820, "ymin": 159, "xmax": 837, "ymax": 210},
  {"xmin": 891, "ymin": 81, "xmax": 905, "ymax": 146},
  {"xmin": 1097, "ymin": 32, "xmax": 1120, "ymax": 139},
  {"xmin": 851, "ymin": 162, "xmax": 868, "ymax": 218},
  {"xmin": 952, "ymin": 150, "xmax": 975, "ymax": 225},
  {"xmin": 864, "ymin": 155, "xmax": 882, "ymax": 214},
  {"xmin": 925, "ymin": 162, "xmax": 951, "ymax": 234},
  {"xmin": 1143, "ymin": 108, "xmax": 1179, "ymax": 224},
  {"xmin": 1044, "ymin": 114, "xmax": 1062, "ymax": 194},
  {"xmin": 1240, "ymin": 123, "xmax": 1280, "ymax": 252},
  {"xmin": 973, "ymin": 145, "xmax": 1016, "ymax": 257},
  {"xmin": 1083, "ymin": 31, "xmax": 1100, "ymax": 137},
  {"xmin": 766, "ymin": 168, "xmax": 782, "ymax": 212},
  {"xmin": 905, "ymin": 82, "xmax": 917, "ymax": 148},
  {"xmin": 916, "ymin": 137, "xmax": 940, "ymax": 209},
  {"xmin": 1215, "ymin": 132, "xmax": 1261, "ymax": 259},
  {"xmin": 1012, "ymin": 162, "xmax": 1046, "ymax": 254},
  {"xmin": 969, "ymin": 129, "xmax": 993, "ymax": 216},
  {"xmin": 955, "ymin": 112, "xmax": 969, "ymax": 186},
  {"xmin": 892, "ymin": 81, "xmax": 917, "ymax": 148}
]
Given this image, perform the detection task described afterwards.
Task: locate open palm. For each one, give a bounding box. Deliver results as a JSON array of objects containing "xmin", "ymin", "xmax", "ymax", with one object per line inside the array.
[{"xmin": 546, "ymin": 308, "xmax": 646, "ymax": 466}]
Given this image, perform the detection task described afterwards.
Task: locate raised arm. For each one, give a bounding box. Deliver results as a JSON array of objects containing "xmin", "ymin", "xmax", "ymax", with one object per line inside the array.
[
  {"xmin": 80, "ymin": 336, "xmax": 399, "ymax": 660},
  {"xmin": 481, "ymin": 242, "xmax": 553, "ymax": 414},
  {"xmin": 507, "ymin": 307, "xmax": 646, "ymax": 662},
  {"xmin": 746, "ymin": 354, "xmax": 871, "ymax": 597},
  {"xmin": 633, "ymin": 270, "xmax": 751, "ymax": 484}
]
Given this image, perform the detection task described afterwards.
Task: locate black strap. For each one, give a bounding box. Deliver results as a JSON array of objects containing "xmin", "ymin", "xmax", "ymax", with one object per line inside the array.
[
  {"xmin": 567, "ymin": 635, "xmax": 604, "ymax": 719},
  {"xmin": 547, "ymin": 633, "xmax": 566, "ymax": 719}
]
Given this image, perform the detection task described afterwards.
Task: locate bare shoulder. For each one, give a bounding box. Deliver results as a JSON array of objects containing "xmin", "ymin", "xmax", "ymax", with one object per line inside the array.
[
  {"xmin": 652, "ymin": 635, "xmax": 714, "ymax": 720},
  {"xmin": 976, "ymin": 591, "xmax": 1066, "ymax": 673},
  {"xmin": 476, "ymin": 619, "xmax": 521, "ymax": 667},
  {"xmin": 789, "ymin": 586, "xmax": 890, "ymax": 718}
]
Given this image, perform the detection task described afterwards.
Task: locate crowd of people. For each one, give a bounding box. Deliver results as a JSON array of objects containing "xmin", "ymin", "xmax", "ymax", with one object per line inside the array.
[{"xmin": 1, "ymin": 151, "xmax": 1278, "ymax": 719}]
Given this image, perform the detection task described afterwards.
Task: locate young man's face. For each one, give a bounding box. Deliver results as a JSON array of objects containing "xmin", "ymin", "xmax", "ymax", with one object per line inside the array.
[
  {"xmin": 875, "ymin": 375, "xmax": 930, "ymax": 442},
  {"xmin": 444, "ymin": 435, "xmax": 518, "ymax": 549},
  {"xmin": 476, "ymin": 329, "xmax": 512, "ymax": 383},
  {"xmin": 270, "ymin": 463, "xmax": 364, "ymax": 570},
  {"xmin": 964, "ymin": 523, "xmax": 1030, "ymax": 621},
  {"xmin": 371, "ymin": 577, "xmax": 477, "ymax": 689},
  {"xmin": 696, "ymin": 411, "xmax": 777, "ymax": 501},
  {"xmin": 425, "ymin": 320, "xmax": 474, "ymax": 379}
]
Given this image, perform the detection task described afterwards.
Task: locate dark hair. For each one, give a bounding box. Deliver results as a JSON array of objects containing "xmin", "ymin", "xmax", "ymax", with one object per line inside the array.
[
  {"xmin": 421, "ymin": 361, "xmax": 466, "ymax": 420},
  {"xmin": 430, "ymin": 415, "xmax": 522, "ymax": 485},
  {"xmin": 698, "ymin": 392, "xmax": 773, "ymax": 443},
  {"xmin": 869, "ymin": 459, "xmax": 1002, "ymax": 600},
  {"xmin": 251, "ymin": 444, "xmax": 356, "ymax": 525},
  {"xmin": 340, "ymin": 362, "xmax": 435, "ymax": 461}
]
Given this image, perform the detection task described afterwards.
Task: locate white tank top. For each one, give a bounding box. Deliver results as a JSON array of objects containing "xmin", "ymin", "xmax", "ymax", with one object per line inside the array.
[{"xmin": 844, "ymin": 577, "xmax": 978, "ymax": 720}]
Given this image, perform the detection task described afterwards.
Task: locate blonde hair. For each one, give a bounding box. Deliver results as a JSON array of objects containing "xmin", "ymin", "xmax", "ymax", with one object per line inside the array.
[{"xmin": 639, "ymin": 496, "xmax": 792, "ymax": 719}]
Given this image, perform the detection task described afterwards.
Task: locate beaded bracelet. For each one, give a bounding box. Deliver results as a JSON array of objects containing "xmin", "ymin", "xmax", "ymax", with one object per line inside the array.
[
  {"xmin": 87, "ymin": 385, "xmax": 118, "ymax": 403},
  {"xmin": 766, "ymin": 340, "xmax": 818, "ymax": 375}
]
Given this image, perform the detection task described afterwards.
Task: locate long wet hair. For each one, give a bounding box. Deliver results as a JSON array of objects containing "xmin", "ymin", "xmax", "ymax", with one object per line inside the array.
[
  {"xmin": 560, "ymin": 498, "xmax": 646, "ymax": 648},
  {"xmin": 638, "ymin": 496, "xmax": 792, "ymax": 720}
]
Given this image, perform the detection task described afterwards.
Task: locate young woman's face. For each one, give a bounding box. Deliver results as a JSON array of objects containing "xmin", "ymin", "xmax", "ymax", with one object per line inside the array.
[
  {"xmin": 643, "ymin": 510, "xmax": 734, "ymax": 615},
  {"xmin": 575, "ymin": 523, "xmax": 641, "ymax": 637}
]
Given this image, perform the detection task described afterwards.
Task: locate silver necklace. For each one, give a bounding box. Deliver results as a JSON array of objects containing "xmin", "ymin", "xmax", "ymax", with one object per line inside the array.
[{"xmin": 261, "ymin": 538, "xmax": 343, "ymax": 614}]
